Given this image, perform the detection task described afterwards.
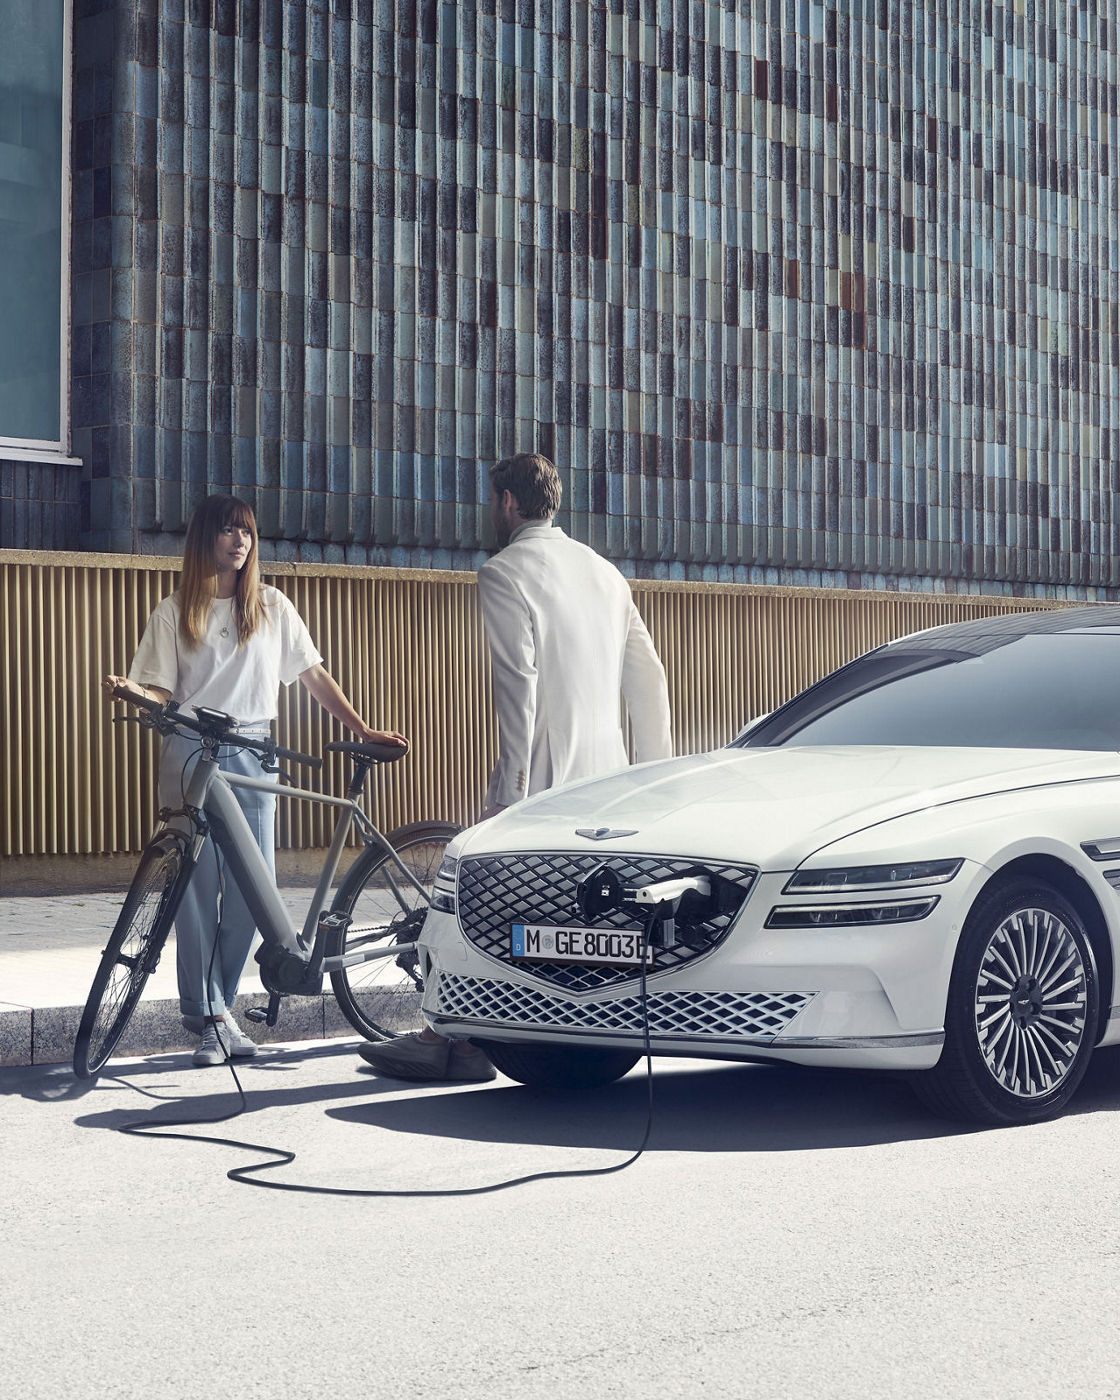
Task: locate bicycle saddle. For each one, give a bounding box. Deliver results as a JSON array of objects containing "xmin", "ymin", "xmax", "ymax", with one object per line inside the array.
[{"xmin": 325, "ymin": 739, "xmax": 408, "ymax": 764}]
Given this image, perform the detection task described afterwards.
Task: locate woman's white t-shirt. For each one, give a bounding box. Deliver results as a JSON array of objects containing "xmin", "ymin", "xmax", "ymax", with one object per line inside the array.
[{"xmin": 128, "ymin": 586, "xmax": 323, "ymax": 725}]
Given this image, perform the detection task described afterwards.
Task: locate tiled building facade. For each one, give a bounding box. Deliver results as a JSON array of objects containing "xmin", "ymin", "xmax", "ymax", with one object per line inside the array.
[{"xmin": 3, "ymin": 0, "xmax": 1119, "ymax": 594}]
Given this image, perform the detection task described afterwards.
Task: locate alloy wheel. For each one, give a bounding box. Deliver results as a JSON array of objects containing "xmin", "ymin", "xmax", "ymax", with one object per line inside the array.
[{"xmin": 973, "ymin": 906, "xmax": 1089, "ymax": 1099}]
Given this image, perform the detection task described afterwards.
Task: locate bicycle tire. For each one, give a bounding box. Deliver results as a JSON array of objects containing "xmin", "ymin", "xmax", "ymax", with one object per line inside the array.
[
  {"xmin": 327, "ymin": 820, "xmax": 461, "ymax": 1041},
  {"xmin": 72, "ymin": 832, "xmax": 192, "ymax": 1080}
]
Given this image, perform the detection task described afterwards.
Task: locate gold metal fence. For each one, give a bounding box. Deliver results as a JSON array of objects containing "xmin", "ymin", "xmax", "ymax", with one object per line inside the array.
[{"xmin": 0, "ymin": 548, "xmax": 1065, "ymax": 858}]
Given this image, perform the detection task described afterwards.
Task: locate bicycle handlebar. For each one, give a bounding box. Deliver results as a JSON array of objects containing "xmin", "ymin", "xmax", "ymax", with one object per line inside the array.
[{"xmin": 110, "ymin": 685, "xmax": 324, "ymax": 771}]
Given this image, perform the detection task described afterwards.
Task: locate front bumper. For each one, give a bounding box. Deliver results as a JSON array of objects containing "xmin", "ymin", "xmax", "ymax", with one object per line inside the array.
[{"xmin": 419, "ymin": 865, "xmax": 977, "ymax": 1071}]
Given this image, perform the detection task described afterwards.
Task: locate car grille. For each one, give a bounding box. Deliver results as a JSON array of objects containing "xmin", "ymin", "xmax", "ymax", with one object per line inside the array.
[
  {"xmin": 435, "ymin": 973, "xmax": 814, "ymax": 1041},
  {"xmin": 456, "ymin": 851, "xmax": 758, "ymax": 992}
]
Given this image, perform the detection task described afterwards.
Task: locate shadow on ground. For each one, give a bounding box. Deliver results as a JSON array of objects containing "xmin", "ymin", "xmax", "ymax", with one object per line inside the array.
[
  {"xmin": 329, "ymin": 1059, "xmax": 976, "ymax": 1153},
  {"xmin": 12, "ymin": 1040, "xmax": 1120, "ymax": 1156}
]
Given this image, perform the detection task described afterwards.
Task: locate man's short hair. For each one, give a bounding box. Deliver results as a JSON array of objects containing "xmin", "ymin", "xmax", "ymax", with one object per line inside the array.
[{"xmin": 490, "ymin": 453, "xmax": 562, "ymax": 519}]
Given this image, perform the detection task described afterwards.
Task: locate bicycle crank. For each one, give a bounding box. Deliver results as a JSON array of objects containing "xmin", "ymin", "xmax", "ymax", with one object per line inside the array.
[{"xmin": 255, "ymin": 942, "xmax": 324, "ymax": 997}]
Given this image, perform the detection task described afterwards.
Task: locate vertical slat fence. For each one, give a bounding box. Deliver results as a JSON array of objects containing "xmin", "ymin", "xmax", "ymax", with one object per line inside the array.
[{"xmin": 0, "ymin": 548, "xmax": 1067, "ymax": 858}]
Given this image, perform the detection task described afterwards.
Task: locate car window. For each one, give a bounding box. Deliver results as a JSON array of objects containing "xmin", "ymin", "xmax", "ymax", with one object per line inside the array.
[{"xmin": 740, "ymin": 634, "xmax": 1120, "ymax": 751}]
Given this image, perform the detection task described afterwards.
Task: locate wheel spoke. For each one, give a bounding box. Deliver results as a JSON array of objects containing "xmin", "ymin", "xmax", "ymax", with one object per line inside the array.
[
  {"xmin": 986, "ymin": 942, "xmax": 1020, "ymax": 986},
  {"xmin": 1035, "ymin": 1018, "xmax": 1079, "ymax": 1056},
  {"xmin": 327, "ymin": 826, "xmax": 459, "ymax": 1041},
  {"xmin": 1020, "ymin": 1026, "xmax": 1051, "ymax": 1094},
  {"xmin": 1038, "ymin": 951, "xmax": 1079, "ymax": 997},
  {"xmin": 1007, "ymin": 1025, "xmax": 1026, "ymax": 1092},
  {"xmin": 1026, "ymin": 1025, "xmax": 1063, "ymax": 1083},
  {"xmin": 1034, "ymin": 921, "xmax": 1062, "ymax": 988},
  {"xmin": 1012, "ymin": 913, "xmax": 1030, "ymax": 980},
  {"xmin": 74, "ymin": 841, "xmax": 183, "ymax": 1077},
  {"xmin": 977, "ymin": 1003, "xmax": 1012, "ymax": 1033},
  {"xmin": 978, "ymin": 966, "xmax": 1015, "ymax": 992},
  {"xmin": 984, "ymin": 1008, "xmax": 1015, "ymax": 1073}
]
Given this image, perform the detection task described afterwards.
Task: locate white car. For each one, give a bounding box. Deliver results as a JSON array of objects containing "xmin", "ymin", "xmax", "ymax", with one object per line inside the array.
[{"xmin": 418, "ymin": 606, "xmax": 1120, "ymax": 1125}]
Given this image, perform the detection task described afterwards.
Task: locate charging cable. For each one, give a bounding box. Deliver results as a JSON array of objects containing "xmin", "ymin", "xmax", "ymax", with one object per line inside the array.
[{"xmin": 115, "ymin": 911, "xmax": 661, "ymax": 1198}]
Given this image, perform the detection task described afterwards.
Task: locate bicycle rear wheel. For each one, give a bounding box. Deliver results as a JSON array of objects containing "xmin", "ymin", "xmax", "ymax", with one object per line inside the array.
[
  {"xmin": 327, "ymin": 821, "xmax": 460, "ymax": 1041},
  {"xmin": 73, "ymin": 832, "xmax": 192, "ymax": 1079}
]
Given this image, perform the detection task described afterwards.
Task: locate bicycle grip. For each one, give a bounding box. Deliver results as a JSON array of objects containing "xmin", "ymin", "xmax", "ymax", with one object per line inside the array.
[
  {"xmin": 112, "ymin": 683, "xmax": 162, "ymax": 712},
  {"xmin": 273, "ymin": 743, "xmax": 323, "ymax": 771}
]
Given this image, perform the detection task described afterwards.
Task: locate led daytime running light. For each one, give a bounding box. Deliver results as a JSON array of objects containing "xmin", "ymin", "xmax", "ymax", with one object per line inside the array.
[
  {"xmin": 431, "ymin": 855, "xmax": 459, "ymax": 913},
  {"xmin": 784, "ymin": 858, "xmax": 962, "ymax": 893},
  {"xmin": 766, "ymin": 896, "xmax": 940, "ymax": 929}
]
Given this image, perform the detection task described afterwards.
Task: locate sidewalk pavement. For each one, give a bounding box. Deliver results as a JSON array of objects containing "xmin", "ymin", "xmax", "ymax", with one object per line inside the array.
[{"xmin": 0, "ymin": 884, "xmax": 373, "ymax": 1069}]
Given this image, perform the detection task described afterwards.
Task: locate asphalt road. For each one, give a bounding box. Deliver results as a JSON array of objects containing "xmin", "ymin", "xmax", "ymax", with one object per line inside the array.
[{"xmin": 4, "ymin": 1040, "xmax": 1120, "ymax": 1400}]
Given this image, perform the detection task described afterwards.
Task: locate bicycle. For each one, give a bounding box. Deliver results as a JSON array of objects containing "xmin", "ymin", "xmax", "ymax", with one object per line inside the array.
[{"xmin": 72, "ymin": 687, "xmax": 461, "ymax": 1080}]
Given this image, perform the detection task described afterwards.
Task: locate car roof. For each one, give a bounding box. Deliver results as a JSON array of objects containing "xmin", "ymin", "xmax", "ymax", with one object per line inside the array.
[{"xmin": 887, "ymin": 605, "xmax": 1120, "ymax": 657}]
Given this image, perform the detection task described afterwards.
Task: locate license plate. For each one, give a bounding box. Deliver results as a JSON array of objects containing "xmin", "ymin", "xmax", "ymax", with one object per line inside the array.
[{"xmin": 511, "ymin": 923, "xmax": 652, "ymax": 967}]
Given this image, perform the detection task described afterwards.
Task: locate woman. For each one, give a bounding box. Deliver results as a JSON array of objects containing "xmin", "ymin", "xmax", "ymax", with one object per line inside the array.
[{"xmin": 103, "ymin": 494, "xmax": 408, "ymax": 1066}]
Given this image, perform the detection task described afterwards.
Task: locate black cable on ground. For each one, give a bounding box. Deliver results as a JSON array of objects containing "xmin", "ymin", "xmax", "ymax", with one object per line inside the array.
[{"xmin": 115, "ymin": 914, "xmax": 659, "ymax": 1198}]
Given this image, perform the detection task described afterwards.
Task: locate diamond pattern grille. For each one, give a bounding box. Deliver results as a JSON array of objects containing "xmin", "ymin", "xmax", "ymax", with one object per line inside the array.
[
  {"xmin": 436, "ymin": 973, "xmax": 814, "ymax": 1040},
  {"xmin": 457, "ymin": 852, "xmax": 757, "ymax": 991}
]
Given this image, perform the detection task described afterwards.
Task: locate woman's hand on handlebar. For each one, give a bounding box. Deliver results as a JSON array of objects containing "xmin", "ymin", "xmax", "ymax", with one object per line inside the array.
[{"xmin": 101, "ymin": 675, "xmax": 172, "ymax": 706}]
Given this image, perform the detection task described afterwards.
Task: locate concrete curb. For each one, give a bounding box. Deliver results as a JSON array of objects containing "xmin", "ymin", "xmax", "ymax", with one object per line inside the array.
[{"xmin": 0, "ymin": 989, "xmax": 418, "ymax": 1069}]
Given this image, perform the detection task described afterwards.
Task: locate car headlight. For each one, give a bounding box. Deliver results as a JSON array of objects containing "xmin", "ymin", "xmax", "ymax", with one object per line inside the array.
[
  {"xmin": 766, "ymin": 897, "xmax": 940, "ymax": 929},
  {"xmin": 430, "ymin": 855, "xmax": 458, "ymax": 913},
  {"xmin": 783, "ymin": 858, "xmax": 962, "ymax": 893}
]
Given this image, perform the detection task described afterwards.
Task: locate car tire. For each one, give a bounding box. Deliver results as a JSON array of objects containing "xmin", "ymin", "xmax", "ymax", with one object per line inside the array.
[
  {"xmin": 912, "ymin": 879, "xmax": 1099, "ymax": 1126},
  {"xmin": 475, "ymin": 1040, "xmax": 641, "ymax": 1091}
]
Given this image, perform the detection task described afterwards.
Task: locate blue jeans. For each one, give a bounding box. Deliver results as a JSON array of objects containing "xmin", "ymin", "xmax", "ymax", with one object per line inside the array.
[{"xmin": 158, "ymin": 731, "xmax": 277, "ymax": 1022}]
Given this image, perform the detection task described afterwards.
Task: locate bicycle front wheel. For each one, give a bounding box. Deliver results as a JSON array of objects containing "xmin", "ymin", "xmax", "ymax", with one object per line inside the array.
[
  {"xmin": 327, "ymin": 821, "xmax": 460, "ymax": 1041},
  {"xmin": 73, "ymin": 832, "xmax": 192, "ymax": 1079}
]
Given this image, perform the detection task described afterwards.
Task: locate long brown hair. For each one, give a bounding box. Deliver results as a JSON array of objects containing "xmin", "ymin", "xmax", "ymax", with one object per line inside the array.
[{"xmin": 178, "ymin": 495, "xmax": 267, "ymax": 648}]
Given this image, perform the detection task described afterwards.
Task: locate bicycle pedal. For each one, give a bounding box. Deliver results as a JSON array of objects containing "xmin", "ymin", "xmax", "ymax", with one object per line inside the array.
[{"xmin": 243, "ymin": 1007, "xmax": 269, "ymax": 1024}]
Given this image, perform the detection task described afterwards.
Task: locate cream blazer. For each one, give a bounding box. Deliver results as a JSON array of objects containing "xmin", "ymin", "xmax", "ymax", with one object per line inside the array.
[{"xmin": 478, "ymin": 522, "xmax": 673, "ymax": 807}]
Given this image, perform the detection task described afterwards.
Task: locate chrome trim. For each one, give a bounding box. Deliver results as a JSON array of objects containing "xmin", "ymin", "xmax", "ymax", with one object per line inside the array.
[
  {"xmin": 427, "ymin": 1013, "xmax": 945, "ymax": 1053},
  {"xmin": 773, "ymin": 1032, "xmax": 945, "ymax": 1049},
  {"xmin": 1082, "ymin": 839, "xmax": 1120, "ymax": 862}
]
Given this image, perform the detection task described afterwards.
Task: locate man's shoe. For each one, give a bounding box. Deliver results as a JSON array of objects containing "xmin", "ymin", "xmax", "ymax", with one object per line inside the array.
[
  {"xmin": 192, "ymin": 1024, "xmax": 227, "ymax": 1068},
  {"xmin": 220, "ymin": 1011, "xmax": 258, "ymax": 1058},
  {"xmin": 445, "ymin": 1045, "xmax": 498, "ymax": 1082},
  {"xmin": 357, "ymin": 1033, "xmax": 451, "ymax": 1079},
  {"xmin": 357, "ymin": 1034, "xmax": 495, "ymax": 1082}
]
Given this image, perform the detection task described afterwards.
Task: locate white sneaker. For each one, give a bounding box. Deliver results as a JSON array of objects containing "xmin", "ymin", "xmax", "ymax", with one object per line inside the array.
[
  {"xmin": 220, "ymin": 1011, "xmax": 258, "ymax": 1058},
  {"xmin": 192, "ymin": 1024, "xmax": 227, "ymax": 1068}
]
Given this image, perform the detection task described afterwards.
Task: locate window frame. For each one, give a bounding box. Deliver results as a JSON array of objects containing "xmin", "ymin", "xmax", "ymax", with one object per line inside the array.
[{"xmin": 0, "ymin": 0, "xmax": 75, "ymax": 462}]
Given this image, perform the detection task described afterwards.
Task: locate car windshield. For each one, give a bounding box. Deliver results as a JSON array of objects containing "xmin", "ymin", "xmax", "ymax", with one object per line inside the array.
[{"xmin": 740, "ymin": 632, "xmax": 1120, "ymax": 751}]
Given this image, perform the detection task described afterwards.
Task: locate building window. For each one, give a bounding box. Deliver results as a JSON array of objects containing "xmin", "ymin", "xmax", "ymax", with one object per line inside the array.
[{"xmin": 0, "ymin": 0, "xmax": 68, "ymax": 453}]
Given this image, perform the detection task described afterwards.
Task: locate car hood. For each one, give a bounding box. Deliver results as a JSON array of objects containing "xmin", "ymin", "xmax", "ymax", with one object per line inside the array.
[{"xmin": 460, "ymin": 746, "xmax": 1120, "ymax": 868}]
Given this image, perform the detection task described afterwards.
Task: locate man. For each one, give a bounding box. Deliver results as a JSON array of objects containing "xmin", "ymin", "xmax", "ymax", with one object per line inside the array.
[{"xmin": 358, "ymin": 452, "xmax": 673, "ymax": 1082}]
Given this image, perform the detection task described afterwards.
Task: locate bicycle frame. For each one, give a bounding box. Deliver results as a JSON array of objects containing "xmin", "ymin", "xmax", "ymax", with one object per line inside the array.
[{"xmin": 174, "ymin": 741, "xmax": 431, "ymax": 993}]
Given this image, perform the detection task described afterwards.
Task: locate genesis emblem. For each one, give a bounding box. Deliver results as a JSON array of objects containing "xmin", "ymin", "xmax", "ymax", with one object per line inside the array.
[{"xmin": 575, "ymin": 827, "xmax": 638, "ymax": 841}]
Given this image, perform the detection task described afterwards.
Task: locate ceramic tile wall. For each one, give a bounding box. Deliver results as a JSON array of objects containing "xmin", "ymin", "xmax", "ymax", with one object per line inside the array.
[{"xmin": 59, "ymin": 0, "xmax": 1120, "ymax": 592}]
